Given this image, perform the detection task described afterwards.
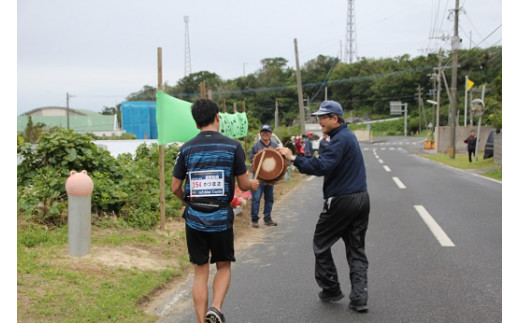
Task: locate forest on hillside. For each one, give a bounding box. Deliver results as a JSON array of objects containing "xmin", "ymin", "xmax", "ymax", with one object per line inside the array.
[{"xmin": 109, "ymin": 46, "xmax": 501, "ymax": 132}]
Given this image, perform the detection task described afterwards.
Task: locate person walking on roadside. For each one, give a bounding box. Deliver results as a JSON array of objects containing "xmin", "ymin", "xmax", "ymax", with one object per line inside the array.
[
  {"xmin": 249, "ymin": 124, "xmax": 279, "ymax": 228},
  {"xmin": 304, "ymin": 131, "xmax": 314, "ymax": 158},
  {"xmin": 464, "ymin": 130, "xmax": 477, "ymax": 162},
  {"xmin": 278, "ymin": 100, "xmax": 371, "ymax": 313},
  {"xmin": 171, "ymin": 99, "xmax": 259, "ymax": 323}
]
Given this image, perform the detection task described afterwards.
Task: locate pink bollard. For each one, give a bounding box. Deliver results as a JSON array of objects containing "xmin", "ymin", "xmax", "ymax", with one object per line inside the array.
[{"xmin": 65, "ymin": 170, "xmax": 94, "ymax": 257}]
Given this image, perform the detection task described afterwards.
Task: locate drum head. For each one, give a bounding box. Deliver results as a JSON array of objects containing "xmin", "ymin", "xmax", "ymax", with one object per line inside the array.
[{"xmin": 252, "ymin": 147, "xmax": 288, "ymax": 184}]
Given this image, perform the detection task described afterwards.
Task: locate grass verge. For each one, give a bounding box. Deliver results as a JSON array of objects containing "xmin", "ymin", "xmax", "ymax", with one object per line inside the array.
[
  {"xmin": 17, "ymin": 170, "xmax": 305, "ymax": 322},
  {"xmin": 419, "ymin": 151, "xmax": 502, "ymax": 180}
]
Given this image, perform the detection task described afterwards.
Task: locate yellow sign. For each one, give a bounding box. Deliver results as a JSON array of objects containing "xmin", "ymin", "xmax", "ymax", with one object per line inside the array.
[{"xmin": 467, "ymin": 78, "xmax": 475, "ymax": 91}]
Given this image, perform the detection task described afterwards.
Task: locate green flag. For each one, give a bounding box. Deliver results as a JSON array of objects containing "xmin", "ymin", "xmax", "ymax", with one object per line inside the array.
[
  {"xmin": 218, "ymin": 111, "xmax": 248, "ymax": 139},
  {"xmin": 156, "ymin": 91, "xmax": 199, "ymax": 145},
  {"xmin": 156, "ymin": 91, "xmax": 249, "ymax": 145}
]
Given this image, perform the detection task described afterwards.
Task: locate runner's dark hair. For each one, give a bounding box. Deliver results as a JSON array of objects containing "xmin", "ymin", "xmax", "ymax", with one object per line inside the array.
[{"xmin": 191, "ymin": 99, "xmax": 220, "ymax": 128}]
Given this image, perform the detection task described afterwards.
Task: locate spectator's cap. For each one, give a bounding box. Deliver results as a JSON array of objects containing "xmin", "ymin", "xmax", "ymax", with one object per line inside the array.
[
  {"xmin": 307, "ymin": 131, "xmax": 313, "ymax": 137},
  {"xmin": 260, "ymin": 124, "xmax": 272, "ymax": 133},
  {"xmin": 311, "ymin": 100, "xmax": 343, "ymax": 116}
]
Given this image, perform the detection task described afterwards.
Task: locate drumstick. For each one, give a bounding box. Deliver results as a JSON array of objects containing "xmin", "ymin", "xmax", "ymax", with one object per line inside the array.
[{"xmin": 254, "ymin": 150, "xmax": 266, "ymax": 180}]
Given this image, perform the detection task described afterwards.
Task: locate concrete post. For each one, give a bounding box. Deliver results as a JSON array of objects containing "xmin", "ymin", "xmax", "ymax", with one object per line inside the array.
[{"xmin": 65, "ymin": 170, "xmax": 94, "ymax": 257}]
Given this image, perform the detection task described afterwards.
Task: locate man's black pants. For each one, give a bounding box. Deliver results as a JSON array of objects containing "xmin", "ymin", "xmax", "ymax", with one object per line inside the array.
[{"xmin": 313, "ymin": 191, "xmax": 370, "ymax": 305}]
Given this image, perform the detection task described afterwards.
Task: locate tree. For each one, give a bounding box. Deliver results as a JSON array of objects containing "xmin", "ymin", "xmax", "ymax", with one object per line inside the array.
[
  {"xmin": 126, "ymin": 85, "xmax": 157, "ymax": 101},
  {"xmin": 167, "ymin": 71, "xmax": 223, "ymax": 101},
  {"xmin": 21, "ymin": 116, "xmax": 47, "ymax": 144}
]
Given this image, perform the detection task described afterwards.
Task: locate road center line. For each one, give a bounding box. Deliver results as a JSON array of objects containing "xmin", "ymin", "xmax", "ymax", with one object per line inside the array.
[
  {"xmin": 383, "ymin": 165, "xmax": 391, "ymax": 172},
  {"xmin": 413, "ymin": 205, "xmax": 455, "ymax": 247},
  {"xmin": 306, "ymin": 175, "xmax": 315, "ymax": 181},
  {"xmin": 392, "ymin": 176, "xmax": 406, "ymax": 189},
  {"xmin": 378, "ymin": 159, "xmax": 384, "ymax": 164}
]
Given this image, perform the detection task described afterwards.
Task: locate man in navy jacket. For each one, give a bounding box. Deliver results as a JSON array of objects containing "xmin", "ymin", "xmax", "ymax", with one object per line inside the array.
[{"xmin": 278, "ymin": 100, "xmax": 371, "ymax": 313}]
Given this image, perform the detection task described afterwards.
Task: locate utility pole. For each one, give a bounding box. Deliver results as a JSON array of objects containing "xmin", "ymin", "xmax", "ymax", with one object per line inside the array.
[
  {"xmin": 448, "ymin": 0, "xmax": 460, "ymax": 159},
  {"xmin": 417, "ymin": 85, "xmax": 426, "ymax": 133},
  {"xmin": 325, "ymin": 86, "xmax": 328, "ymax": 101},
  {"xmin": 435, "ymin": 49, "xmax": 442, "ymax": 153},
  {"xmin": 294, "ymin": 38, "xmax": 306, "ymax": 134},
  {"xmin": 66, "ymin": 92, "xmax": 70, "ymax": 130},
  {"xmin": 275, "ymin": 99, "xmax": 279, "ymax": 130}
]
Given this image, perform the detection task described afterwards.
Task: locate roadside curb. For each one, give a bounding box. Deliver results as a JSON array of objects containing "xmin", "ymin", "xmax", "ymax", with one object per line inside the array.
[{"xmin": 413, "ymin": 154, "xmax": 502, "ymax": 184}]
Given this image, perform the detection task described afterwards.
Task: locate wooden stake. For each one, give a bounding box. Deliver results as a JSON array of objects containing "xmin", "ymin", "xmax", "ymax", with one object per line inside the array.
[
  {"xmin": 157, "ymin": 47, "xmax": 165, "ymax": 231},
  {"xmin": 242, "ymin": 101, "xmax": 247, "ymax": 161},
  {"xmin": 200, "ymin": 81, "xmax": 206, "ymax": 98}
]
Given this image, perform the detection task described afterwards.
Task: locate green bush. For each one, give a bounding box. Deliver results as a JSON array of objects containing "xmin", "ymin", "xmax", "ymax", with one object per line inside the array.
[
  {"xmin": 17, "ymin": 129, "xmax": 183, "ymax": 229},
  {"xmin": 17, "ymin": 166, "xmax": 69, "ymax": 225}
]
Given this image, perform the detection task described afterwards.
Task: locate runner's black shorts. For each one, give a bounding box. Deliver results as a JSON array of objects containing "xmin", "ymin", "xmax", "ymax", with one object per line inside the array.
[{"xmin": 185, "ymin": 224, "xmax": 236, "ymax": 265}]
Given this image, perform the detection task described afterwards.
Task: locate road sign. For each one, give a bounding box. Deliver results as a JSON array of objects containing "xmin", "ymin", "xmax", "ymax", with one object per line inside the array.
[{"xmin": 390, "ymin": 101, "xmax": 403, "ymax": 115}]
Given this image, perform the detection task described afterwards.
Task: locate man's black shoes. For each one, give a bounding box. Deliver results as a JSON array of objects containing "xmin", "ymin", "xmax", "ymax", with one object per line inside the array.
[
  {"xmin": 349, "ymin": 301, "xmax": 369, "ymax": 313},
  {"xmin": 318, "ymin": 288, "xmax": 345, "ymax": 302}
]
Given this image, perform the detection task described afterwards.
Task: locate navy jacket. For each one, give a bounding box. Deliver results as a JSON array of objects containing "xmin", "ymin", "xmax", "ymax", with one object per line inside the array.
[{"xmin": 293, "ymin": 124, "xmax": 367, "ymax": 199}]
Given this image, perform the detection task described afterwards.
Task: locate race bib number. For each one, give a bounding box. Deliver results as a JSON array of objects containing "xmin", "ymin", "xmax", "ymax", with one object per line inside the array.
[{"xmin": 189, "ymin": 170, "xmax": 225, "ymax": 197}]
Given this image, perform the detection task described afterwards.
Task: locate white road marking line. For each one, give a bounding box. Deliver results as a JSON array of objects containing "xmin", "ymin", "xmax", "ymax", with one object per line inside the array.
[
  {"xmin": 389, "ymin": 147, "xmax": 395, "ymax": 150},
  {"xmin": 306, "ymin": 176, "xmax": 315, "ymax": 181},
  {"xmin": 378, "ymin": 159, "xmax": 384, "ymax": 164},
  {"xmin": 392, "ymin": 176, "xmax": 406, "ymax": 189},
  {"xmin": 414, "ymin": 205, "xmax": 455, "ymax": 247},
  {"xmin": 383, "ymin": 165, "xmax": 391, "ymax": 172}
]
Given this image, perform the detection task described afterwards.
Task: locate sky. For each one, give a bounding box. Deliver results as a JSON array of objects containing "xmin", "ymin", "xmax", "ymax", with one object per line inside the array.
[{"xmin": 14, "ymin": 0, "xmax": 503, "ymax": 116}]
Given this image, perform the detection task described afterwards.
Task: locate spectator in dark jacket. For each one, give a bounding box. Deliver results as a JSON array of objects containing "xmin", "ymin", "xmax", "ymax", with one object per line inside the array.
[
  {"xmin": 249, "ymin": 124, "xmax": 279, "ymax": 228},
  {"xmin": 318, "ymin": 133, "xmax": 329, "ymax": 155},
  {"xmin": 304, "ymin": 131, "xmax": 314, "ymax": 158}
]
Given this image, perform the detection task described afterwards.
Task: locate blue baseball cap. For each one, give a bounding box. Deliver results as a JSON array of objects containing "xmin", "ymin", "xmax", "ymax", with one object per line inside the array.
[
  {"xmin": 260, "ymin": 124, "xmax": 272, "ymax": 133},
  {"xmin": 311, "ymin": 100, "xmax": 344, "ymax": 116}
]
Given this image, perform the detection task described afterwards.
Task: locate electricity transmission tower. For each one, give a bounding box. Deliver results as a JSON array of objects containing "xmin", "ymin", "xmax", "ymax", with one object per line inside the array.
[
  {"xmin": 344, "ymin": 0, "xmax": 358, "ymax": 63},
  {"xmin": 184, "ymin": 16, "xmax": 192, "ymax": 76}
]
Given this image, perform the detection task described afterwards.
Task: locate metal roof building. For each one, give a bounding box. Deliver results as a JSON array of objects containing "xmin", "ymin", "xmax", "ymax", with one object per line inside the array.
[{"xmin": 17, "ymin": 106, "xmax": 123, "ymax": 136}]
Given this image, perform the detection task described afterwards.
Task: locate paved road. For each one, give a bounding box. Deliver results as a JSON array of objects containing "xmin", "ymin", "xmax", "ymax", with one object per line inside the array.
[{"xmin": 152, "ymin": 136, "xmax": 502, "ymax": 322}]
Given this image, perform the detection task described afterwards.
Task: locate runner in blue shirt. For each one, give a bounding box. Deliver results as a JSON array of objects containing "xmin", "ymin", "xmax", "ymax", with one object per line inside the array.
[{"xmin": 171, "ymin": 99, "xmax": 259, "ymax": 323}]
